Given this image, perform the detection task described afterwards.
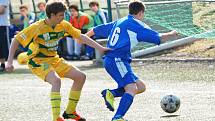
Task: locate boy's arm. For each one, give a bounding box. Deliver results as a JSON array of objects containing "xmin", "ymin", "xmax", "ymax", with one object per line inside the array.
[
  {"xmin": 86, "ymin": 21, "xmax": 115, "ymax": 38},
  {"xmin": 64, "ymin": 20, "xmax": 111, "ymax": 53},
  {"xmin": 137, "ymin": 25, "xmax": 177, "ymax": 45},
  {"xmin": 76, "ymin": 34, "xmax": 110, "ymax": 54},
  {"xmin": 6, "ymin": 39, "xmax": 20, "ymax": 72},
  {"xmin": 86, "ymin": 29, "xmax": 95, "ymax": 37},
  {"xmin": 160, "ymin": 30, "xmax": 178, "ymax": 42}
]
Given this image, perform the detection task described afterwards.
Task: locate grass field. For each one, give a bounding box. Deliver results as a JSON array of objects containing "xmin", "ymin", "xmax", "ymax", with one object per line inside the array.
[{"xmin": 1, "ymin": 60, "xmax": 215, "ymax": 121}]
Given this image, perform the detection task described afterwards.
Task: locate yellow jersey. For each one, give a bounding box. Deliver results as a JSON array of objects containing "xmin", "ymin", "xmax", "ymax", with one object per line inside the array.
[{"xmin": 15, "ymin": 20, "xmax": 81, "ymax": 59}]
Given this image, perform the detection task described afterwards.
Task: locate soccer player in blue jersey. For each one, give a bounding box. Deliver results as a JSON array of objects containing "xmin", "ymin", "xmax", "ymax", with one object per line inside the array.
[{"xmin": 86, "ymin": 1, "xmax": 177, "ymax": 121}]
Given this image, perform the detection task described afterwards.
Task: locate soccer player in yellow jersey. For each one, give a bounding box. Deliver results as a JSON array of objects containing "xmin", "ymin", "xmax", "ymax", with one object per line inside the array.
[{"xmin": 6, "ymin": 1, "xmax": 110, "ymax": 121}]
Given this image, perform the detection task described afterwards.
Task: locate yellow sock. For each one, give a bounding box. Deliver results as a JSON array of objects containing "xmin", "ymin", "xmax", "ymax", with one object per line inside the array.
[
  {"xmin": 50, "ymin": 92, "xmax": 61, "ymax": 121},
  {"xmin": 66, "ymin": 90, "xmax": 81, "ymax": 114}
]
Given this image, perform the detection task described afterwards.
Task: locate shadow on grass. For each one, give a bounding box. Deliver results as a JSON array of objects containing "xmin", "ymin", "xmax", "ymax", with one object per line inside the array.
[
  {"xmin": 77, "ymin": 64, "xmax": 103, "ymax": 71},
  {"xmin": 0, "ymin": 68, "xmax": 31, "ymax": 75},
  {"xmin": 160, "ymin": 115, "xmax": 180, "ymax": 118},
  {"xmin": 0, "ymin": 65, "xmax": 103, "ymax": 75},
  {"xmin": 0, "ymin": 63, "xmax": 104, "ymax": 75}
]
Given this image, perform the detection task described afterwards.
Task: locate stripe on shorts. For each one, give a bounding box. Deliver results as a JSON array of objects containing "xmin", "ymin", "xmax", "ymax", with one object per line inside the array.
[{"xmin": 115, "ymin": 58, "xmax": 128, "ymax": 78}]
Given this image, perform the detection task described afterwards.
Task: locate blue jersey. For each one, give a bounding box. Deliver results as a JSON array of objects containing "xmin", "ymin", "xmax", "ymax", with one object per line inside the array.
[{"xmin": 93, "ymin": 15, "xmax": 161, "ymax": 60}]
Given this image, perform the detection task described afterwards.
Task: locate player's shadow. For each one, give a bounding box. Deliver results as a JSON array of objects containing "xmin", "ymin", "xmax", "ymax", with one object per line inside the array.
[
  {"xmin": 78, "ymin": 64, "xmax": 103, "ymax": 71},
  {"xmin": 13, "ymin": 68, "xmax": 32, "ymax": 74},
  {"xmin": 0, "ymin": 65, "xmax": 102, "ymax": 74},
  {"xmin": 0, "ymin": 68, "xmax": 32, "ymax": 74},
  {"xmin": 160, "ymin": 115, "xmax": 180, "ymax": 118}
]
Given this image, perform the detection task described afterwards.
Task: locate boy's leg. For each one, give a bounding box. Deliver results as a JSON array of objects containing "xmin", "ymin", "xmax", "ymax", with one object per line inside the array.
[
  {"xmin": 102, "ymin": 80, "xmax": 145, "ymax": 113},
  {"xmin": 103, "ymin": 57, "xmax": 140, "ymax": 112},
  {"xmin": 109, "ymin": 80, "xmax": 145, "ymax": 97},
  {"xmin": 112, "ymin": 83, "xmax": 137, "ymax": 120},
  {"xmin": 101, "ymin": 87, "xmax": 125, "ymax": 112},
  {"xmin": 46, "ymin": 71, "xmax": 63, "ymax": 121},
  {"xmin": 136, "ymin": 80, "xmax": 146, "ymax": 94},
  {"xmin": 63, "ymin": 68, "xmax": 86, "ymax": 121},
  {"xmin": 103, "ymin": 57, "xmax": 141, "ymax": 120},
  {"xmin": 28, "ymin": 57, "xmax": 71, "ymax": 121},
  {"xmin": 109, "ymin": 87, "xmax": 125, "ymax": 97},
  {"xmin": 106, "ymin": 79, "xmax": 145, "ymax": 98},
  {"xmin": 112, "ymin": 81, "xmax": 145, "ymax": 120},
  {"xmin": 101, "ymin": 89, "xmax": 115, "ymax": 111}
]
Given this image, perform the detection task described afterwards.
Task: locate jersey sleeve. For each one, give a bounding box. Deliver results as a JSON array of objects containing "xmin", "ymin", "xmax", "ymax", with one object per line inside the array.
[
  {"xmin": 93, "ymin": 21, "xmax": 115, "ymax": 38},
  {"xmin": 15, "ymin": 24, "xmax": 38, "ymax": 47},
  {"xmin": 136, "ymin": 25, "xmax": 161, "ymax": 45},
  {"xmin": 63, "ymin": 20, "xmax": 81, "ymax": 39}
]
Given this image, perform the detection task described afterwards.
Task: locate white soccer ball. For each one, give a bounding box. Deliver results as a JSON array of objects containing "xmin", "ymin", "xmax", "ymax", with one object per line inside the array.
[{"xmin": 160, "ymin": 95, "xmax": 180, "ymax": 113}]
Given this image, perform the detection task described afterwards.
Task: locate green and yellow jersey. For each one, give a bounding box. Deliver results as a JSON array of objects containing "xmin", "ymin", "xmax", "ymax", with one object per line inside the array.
[{"xmin": 15, "ymin": 20, "xmax": 81, "ymax": 60}]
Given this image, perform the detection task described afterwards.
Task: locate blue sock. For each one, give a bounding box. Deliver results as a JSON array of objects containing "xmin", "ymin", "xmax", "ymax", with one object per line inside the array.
[
  {"xmin": 113, "ymin": 93, "xmax": 134, "ymax": 118},
  {"xmin": 110, "ymin": 87, "xmax": 125, "ymax": 97}
]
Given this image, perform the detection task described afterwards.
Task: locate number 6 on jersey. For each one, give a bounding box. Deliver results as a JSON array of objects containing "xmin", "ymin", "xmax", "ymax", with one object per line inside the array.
[{"xmin": 110, "ymin": 27, "xmax": 120, "ymax": 46}]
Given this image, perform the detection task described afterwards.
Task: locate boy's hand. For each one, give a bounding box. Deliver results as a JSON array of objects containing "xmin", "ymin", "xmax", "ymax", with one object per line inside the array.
[
  {"xmin": 99, "ymin": 47, "xmax": 112, "ymax": 54},
  {"xmin": 170, "ymin": 30, "xmax": 178, "ymax": 36},
  {"xmin": 160, "ymin": 30, "xmax": 178, "ymax": 42},
  {"xmin": 5, "ymin": 63, "xmax": 14, "ymax": 73}
]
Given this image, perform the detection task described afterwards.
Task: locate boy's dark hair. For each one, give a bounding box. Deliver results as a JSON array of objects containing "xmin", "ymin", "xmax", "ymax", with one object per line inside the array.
[
  {"xmin": 46, "ymin": 2, "xmax": 66, "ymax": 18},
  {"xmin": 19, "ymin": 5, "xmax": 28, "ymax": 10},
  {"xmin": 89, "ymin": 1, "xmax": 99, "ymax": 7},
  {"xmin": 129, "ymin": 1, "xmax": 145, "ymax": 15},
  {"xmin": 69, "ymin": 5, "xmax": 79, "ymax": 11},
  {"xmin": 37, "ymin": 2, "xmax": 46, "ymax": 8}
]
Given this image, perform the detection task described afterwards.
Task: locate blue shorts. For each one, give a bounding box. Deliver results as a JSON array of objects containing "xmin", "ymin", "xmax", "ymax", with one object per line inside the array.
[{"xmin": 103, "ymin": 57, "xmax": 138, "ymax": 88}]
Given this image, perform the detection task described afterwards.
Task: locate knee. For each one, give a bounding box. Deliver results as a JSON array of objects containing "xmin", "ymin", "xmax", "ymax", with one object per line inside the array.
[
  {"xmin": 137, "ymin": 81, "xmax": 146, "ymax": 94},
  {"xmin": 138, "ymin": 85, "xmax": 146, "ymax": 94},
  {"xmin": 51, "ymin": 77, "xmax": 61, "ymax": 88},
  {"xmin": 125, "ymin": 84, "xmax": 138, "ymax": 96},
  {"xmin": 82, "ymin": 72, "xmax": 86, "ymax": 80},
  {"xmin": 78, "ymin": 72, "xmax": 86, "ymax": 84}
]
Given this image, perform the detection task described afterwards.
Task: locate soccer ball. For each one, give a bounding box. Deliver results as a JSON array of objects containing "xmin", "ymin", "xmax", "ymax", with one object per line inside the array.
[
  {"xmin": 160, "ymin": 95, "xmax": 180, "ymax": 113},
  {"xmin": 17, "ymin": 52, "xmax": 28, "ymax": 65}
]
